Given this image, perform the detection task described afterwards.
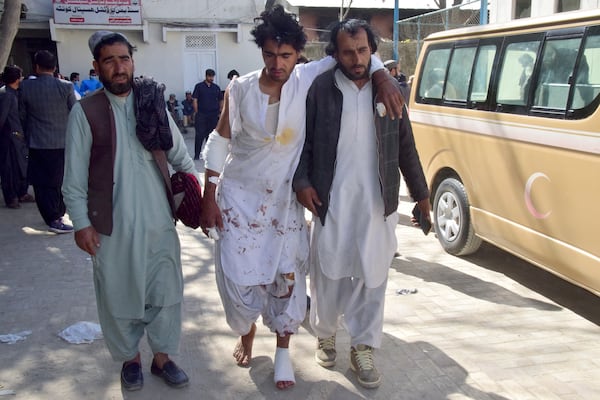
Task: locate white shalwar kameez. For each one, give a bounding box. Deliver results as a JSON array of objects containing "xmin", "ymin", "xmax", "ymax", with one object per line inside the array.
[
  {"xmin": 309, "ymin": 70, "xmax": 399, "ymax": 348},
  {"xmin": 213, "ymin": 58, "xmax": 339, "ymax": 336}
]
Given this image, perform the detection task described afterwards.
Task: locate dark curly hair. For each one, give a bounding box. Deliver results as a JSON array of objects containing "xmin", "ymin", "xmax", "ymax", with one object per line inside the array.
[
  {"xmin": 1, "ymin": 65, "xmax": 22, "ymax": 85},
  {"xmin": 251, "ymin": 5, "xmax": 307, "ymax": 52},
  {"xmin": 325, "ymin": 19, "xmax": 379, "ymax": 56}
]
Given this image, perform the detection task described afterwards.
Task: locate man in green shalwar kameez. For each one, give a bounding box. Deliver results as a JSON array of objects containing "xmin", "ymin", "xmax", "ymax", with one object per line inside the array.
[{"xmin": 62, "ymin": 31, "xmax": 197, "ymax": 391}]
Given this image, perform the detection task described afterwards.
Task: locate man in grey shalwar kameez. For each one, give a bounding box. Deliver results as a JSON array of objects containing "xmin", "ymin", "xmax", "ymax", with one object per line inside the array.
[{"xmin": 62, "ymin": 31, "xmax": 196, "ymax": 391}]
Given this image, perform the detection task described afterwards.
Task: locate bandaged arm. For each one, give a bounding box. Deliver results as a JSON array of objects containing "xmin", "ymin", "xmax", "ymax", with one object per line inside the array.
[
  {"xmin": 201, "ymin": 85, "xmax": 232, "ymax": 234},
  {"xmin": 202, "ymin": 130, "xmax": 230, "ymax": 173},
  {"xmin": 203, "ymin": 84, "xmax": 232, "ymax": 184}
]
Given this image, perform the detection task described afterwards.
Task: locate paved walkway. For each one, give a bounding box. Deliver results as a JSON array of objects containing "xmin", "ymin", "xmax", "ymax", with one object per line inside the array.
[{"xmin": 1, "ymin": 135, "xmax": 599, "ymax": 399}]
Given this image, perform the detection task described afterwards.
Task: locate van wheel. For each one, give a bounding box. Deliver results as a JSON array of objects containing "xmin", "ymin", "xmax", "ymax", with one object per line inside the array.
[{"xmin": 433, "ymin": 177, "xmax": 482, "ymax": 256}]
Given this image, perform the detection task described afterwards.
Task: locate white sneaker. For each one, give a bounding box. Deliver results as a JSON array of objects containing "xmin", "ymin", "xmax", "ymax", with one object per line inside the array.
[
  {"xmin": 350, "ymin": 344, "xmax": 381, "ymax": 388},
  {"xmin": 315, "ymin": 335, "xmax": 336, "ymax": 367}
]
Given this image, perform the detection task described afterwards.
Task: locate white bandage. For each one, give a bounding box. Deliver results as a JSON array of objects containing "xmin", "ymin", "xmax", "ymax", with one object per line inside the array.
[
  {"xmin": 202, "ymin": 130, "xmax": 230, "ymax": 172},
  {"xmin": 207, "ymin": 227, "xmax": 220, "ymax": 240}
]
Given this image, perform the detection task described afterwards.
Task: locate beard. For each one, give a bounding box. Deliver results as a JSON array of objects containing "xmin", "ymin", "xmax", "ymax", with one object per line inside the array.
[
  {"xmin": 338, "ymin": 60, "xmax": 370, "ymax": 82},
  {"xmin": 99, "ymin": 73, "xmax": 132, "ymax": 95}
]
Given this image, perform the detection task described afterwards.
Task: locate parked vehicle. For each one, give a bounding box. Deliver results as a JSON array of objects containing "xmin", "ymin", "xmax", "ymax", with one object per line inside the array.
[{"xmin": 410, "ymin": 9, "xmax": 600, "ymax": 296}]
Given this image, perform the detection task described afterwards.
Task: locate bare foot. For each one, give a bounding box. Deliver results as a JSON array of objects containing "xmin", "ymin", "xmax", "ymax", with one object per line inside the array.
[
  {"xmin": 233, "ymin": 323, "xmax": 256, "ymax": 367},
  {"xmin": 276, "ymin": 380, "xmax": 295, "ymax": 390}
]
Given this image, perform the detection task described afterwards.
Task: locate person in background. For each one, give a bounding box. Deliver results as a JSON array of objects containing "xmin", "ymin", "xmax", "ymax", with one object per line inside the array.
[
  {"xmin": 69, "ymin": 72, "xmax": 82, "ymax": 98},
  {"xmin": 191, "ymin": 68, "xmax": 222, "ymax": 160},
  {"xmin": 0, "ymin": 65, "xmax": 32, "ymax": 209},
  {"xmin": 384, "ymin": 59, "xmax": 406, "ymax": 82},
  {"xmin": 226, "ymin": 69, "xmax": 239, "ymax": 81},
  {"xmin": 181, "ymin": 91, "xmax": 194, "ymax": 133},
  {"xmin": 19, "ymin": 50, "xmax": 76, "ymax": 233},
  {"xmin": 79, "ymin": 68, "xmax": 103, "ymax": 96},
  {"xmin": 63, "ymin": 30, "xmax": 196, "ymax": 392},
  {"xmin": 293, "ymin": 19, "xmax": 431, "ymax": 389},
  {"xmin": 407, "ymin": 74, "xmax": 415, "ymax": 93},
  {"xmin": 200, "ymin": 5, "xmax": 404, "ymax": 391},
  {"xmin": 166, "ymin": 93, "xmax": 184, "ymax": 131},
  {"xmin": 518, "ymin": 53, "xmax": 534, "ymax": 99},
  {"xmin": 384, "ymin": 59, "xmax": 410, "ymax": 101}
]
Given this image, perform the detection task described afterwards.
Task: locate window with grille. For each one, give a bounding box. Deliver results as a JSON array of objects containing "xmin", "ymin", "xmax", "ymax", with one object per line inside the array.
[
  {"xmin": 557, "ymin": 0, "xmax": 580, "ymax": 12},
  {"xmin": 185, "ymin": 34, "xmax": 216, "ymax": 50},
  {"xmin": 515, "ymin": 0, "xmax": 531, "ymax": 19}
]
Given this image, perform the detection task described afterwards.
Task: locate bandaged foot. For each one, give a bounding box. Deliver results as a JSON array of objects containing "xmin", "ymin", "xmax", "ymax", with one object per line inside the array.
[
  {"xmin": 273, "ymin": 347, "xmax": 295, "ymax": 390},
  {"xmin": 233, "ymin": 323, "xmax": 256, "ymax": 367}
]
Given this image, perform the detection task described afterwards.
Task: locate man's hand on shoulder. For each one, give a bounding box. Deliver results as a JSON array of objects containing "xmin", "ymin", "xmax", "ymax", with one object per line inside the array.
[{"xmin": 372, "ymin": 70, "xmax": 405, "ymax": 120}]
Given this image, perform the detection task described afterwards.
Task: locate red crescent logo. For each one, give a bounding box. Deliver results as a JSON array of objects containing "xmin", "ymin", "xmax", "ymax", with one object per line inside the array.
[{"xmin": 524, "ymin": 172, "xmax": 551, "ymax": 219}]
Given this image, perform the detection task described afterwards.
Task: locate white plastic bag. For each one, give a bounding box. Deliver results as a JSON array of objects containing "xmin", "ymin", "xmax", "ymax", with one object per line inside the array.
[
  {"xmin": 0, "ymin": 330, "xmax": 32, "ymax": 344},
  {"xmin": 58, "ymin": 321, "xmax": 103, "ymax": 344}
]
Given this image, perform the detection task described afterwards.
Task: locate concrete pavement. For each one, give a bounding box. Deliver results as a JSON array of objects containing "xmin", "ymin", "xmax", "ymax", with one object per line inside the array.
[{"xmin": 1, "ymin": 135, "xmax": 599, "ymax": 399}]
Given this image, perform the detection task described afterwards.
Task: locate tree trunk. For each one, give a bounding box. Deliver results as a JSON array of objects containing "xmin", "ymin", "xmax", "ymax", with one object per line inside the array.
[{"xmin": 0, "ymin": 0, "xmax": 22, "ymax": 69}]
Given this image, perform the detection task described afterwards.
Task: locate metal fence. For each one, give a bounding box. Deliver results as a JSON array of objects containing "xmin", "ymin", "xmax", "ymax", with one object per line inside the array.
[{"xmin": 398, "ymin": 0, "xmax": 485, "ymax": 62}]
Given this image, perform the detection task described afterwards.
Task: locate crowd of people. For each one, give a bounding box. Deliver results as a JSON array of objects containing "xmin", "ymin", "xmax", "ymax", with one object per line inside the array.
[
  {"xmin": 0, "ymin": 50, "xmax": 76, "ymax": 232},
  {"xmin": 1, "ymin": 4, "xmax": 430, "ymax": 394}
]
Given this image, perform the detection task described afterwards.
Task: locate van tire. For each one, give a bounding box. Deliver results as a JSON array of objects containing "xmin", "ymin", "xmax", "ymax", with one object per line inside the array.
[{"xmin": 433, "ymin": 177, "xmax": 482, "ymax": 256}]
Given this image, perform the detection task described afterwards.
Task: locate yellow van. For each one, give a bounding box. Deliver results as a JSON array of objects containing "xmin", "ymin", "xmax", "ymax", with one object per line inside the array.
[{"xmin": 410, "ymin": 9, "xmax": 600, "ymax": 296}]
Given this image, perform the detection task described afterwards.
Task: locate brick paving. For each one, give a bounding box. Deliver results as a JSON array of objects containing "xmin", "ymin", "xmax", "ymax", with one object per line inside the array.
[{"xmin": 1, "ymin": 135, "xmax": 599, "ymax": 399}]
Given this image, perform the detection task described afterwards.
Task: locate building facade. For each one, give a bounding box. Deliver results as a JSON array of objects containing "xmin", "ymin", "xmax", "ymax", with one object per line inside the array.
[
  {"xmin": 5, "ymin": 0, "xmax": 600, "ymax": 96},
  {"xmin": 7, "ymin": 0, "xmax": 269, "ymax": 99},
  {"xmin": 489, "ymin": 0, "xmax": 600, "ymax": 23}
]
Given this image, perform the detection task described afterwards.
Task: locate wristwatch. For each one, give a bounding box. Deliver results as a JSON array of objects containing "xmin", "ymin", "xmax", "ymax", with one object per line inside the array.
[{"xmin": 208, "ymin": 176, "xmax": 219, "ymax": 185}]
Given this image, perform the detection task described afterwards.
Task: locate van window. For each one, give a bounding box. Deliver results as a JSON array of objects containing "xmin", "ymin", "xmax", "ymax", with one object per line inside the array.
[
  {"xmin": 497, "ymin": 41, "xmax": 540, "ymax": 106},
  {"xmin": 418, "ymin": 48, "xmax": 451, "ymax": 100},
  {"xmin": 573, "ymin": 32, "xmax": 600, "ymax": 109},
  {"xmin": 470, "ymin": 44, "xmax": 497, "ymax": 103},
  {"xmin": 446, "ymin": 46, "xmax": 477, "ymax": 101},
  {"xmin": 533, "ymin": 38, "xmax": 581, "ymax": 109},
  {"xmin": 416, "ymin": 26, "xmax": 600, "ymax": 118}
]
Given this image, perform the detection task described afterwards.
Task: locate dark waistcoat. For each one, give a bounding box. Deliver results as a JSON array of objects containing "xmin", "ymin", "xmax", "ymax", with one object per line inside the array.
[{"xmin": 80, "ymin": 90, "xmax": 116, "ymax": 235}]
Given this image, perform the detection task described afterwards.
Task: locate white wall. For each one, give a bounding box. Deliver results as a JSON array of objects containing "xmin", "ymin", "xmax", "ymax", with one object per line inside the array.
[
  {"xmin": 51, "ymin": 0, "xmax": 268, "ymax": 101},
  {"xmin": 55, "ymin": 23, "xmax": 265, "ymax": 101},
  {"xmin": 489, "ymin": 0, "xmax": 600, "ymax": 23},
  {"xmin": 139, "ymin": 0, "xmax": 263, "ymax": 22},
  {"xmin": 581, "ymin": 0, "xmax": 600, "ymax": 10}
]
